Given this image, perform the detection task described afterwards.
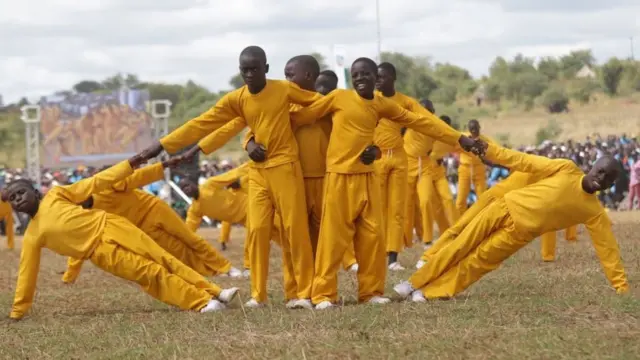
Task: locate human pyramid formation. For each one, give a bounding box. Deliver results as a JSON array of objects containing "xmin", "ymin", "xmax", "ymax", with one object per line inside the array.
[{"xmin": 2, "ymin": 46, "xmax": 629, "ymax": 320}]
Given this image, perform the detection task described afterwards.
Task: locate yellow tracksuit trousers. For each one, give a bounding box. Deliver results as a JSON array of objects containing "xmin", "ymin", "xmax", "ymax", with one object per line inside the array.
[
  {"xmin": 456, "ymin": 163, "xmax": 487, "ymax": 216},
  {"xmin": 410, "ymin": 199, "xmax": 531, "ymax": 299},
  {"xmin": 92, "ymin": 215, "xmax": 221, "ymax": 311},
  {"xmin": 312, "ymin": 172, "xmax": 386, "ymax": 304},
  {"xmin": 374, "ymin": 148, "xmax": 409, "ymax": 253},
  {"xmin": 247, "ymin": 162, "xmax": 314, "ymax": 303}
]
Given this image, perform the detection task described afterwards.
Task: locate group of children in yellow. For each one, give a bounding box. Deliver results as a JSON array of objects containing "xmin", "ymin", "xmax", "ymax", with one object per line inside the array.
[{"xmin": 1, "ymin": 46, "xmax": 629, "ymax": 320}]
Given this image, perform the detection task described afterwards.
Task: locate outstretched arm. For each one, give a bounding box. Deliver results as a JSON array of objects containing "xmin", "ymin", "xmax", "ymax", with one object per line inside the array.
[
  {"xmin": 197, "ymin": 117, "xmax": 247, "ymax": 155},
  {"xmin": 585, "ymin": 212, "xmax": 629, "ymax": 294},
  {"xmin": 159, "ymin": 93, "xmax": 240, "ymax": 154},
  {"xmin": 483, "ymin": 143, "xmax": 570, "ymax": 178},
  {"xmin": 289, "ymin": 90, "xmax": 339, "ymax": 127},
  {"xmin": 9, "ymin": 235, "xmax": 42, "ymax": 320},
  {"xmin": 56, "ymin": 160, "xmax": 134, "ymax": 204},
  {"xmin": 379, "ymin": 98, "xmax": 463, "ymax": 148},
  {"xmin": 287, "ymin": 81, "xmax": 323, "ymax": 106},
  {"xmin": 185, "ymin": 202, "xmax": 203, "ymax": 232},
  {"xmin": 111, "ymin": 162, "xmax": 165, "ymax": 192}
]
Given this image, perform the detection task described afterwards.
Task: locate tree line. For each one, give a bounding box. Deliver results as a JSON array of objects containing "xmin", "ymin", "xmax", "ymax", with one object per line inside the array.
[{"xmin": 1, "ymin": 49, "xmax": 639, "ymax": 166}]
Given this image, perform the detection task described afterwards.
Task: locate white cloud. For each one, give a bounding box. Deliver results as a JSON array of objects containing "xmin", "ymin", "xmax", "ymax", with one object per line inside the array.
[{"xmin": 0, "ymin": 0, "xmax": 639, "ymax": 103}]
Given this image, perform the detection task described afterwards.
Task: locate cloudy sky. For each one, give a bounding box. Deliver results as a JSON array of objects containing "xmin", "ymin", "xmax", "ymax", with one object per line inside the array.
[{"xmin": 1, "ymin": 0, "xmax": 639, "ymax": 103}]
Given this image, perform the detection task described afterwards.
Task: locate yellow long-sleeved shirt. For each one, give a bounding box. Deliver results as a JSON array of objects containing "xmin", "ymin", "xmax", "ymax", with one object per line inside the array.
[
  {"xmin": 485, "ymin": 144, "xmax": 628, "ymax": 292},
  {"xmin": 0, "ymin": 200, "xmax": 14, "ymax": 244},
  {"xmin": 373, "ymin": 91, "xmax": 407, "ymax": 150},
  {"xmin": 290, "ymin": 89, "xmax": 462, "ymax": 174},
  {"xmin": 161, "ymin": 80, "xmax": 321, "ymax": 169},
  {"xmin": 89, "ymin": 162, "xmax": 166, "ymax": 226},
  {"xmin": 459, "ymin": 132, "xmax": 494, "ymax": 165},
  {"xmin": 10, "ymin": 160, "xmax": 134, "ymax": 319},
  {"xmin": 205, "ymin": 104, "xmax": 333, "ymax": 179},
  {"xmin": 186, "ymin": 178, "xmax": 248, "ymax": 231}
]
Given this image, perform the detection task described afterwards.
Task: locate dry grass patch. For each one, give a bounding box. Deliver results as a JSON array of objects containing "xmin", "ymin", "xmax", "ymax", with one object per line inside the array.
[{"xmin": 1, "ymin": 212, "xmax": 639, "ymax": 359}]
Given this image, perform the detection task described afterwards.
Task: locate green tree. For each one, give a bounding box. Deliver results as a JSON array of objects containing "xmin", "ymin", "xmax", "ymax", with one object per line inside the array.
[
  {"xmin": 229, "ymin": 73, "xmax": 244, "ymax": 89},
  {"xmin": 310, "ymin": 52, "xmax": 329, "ymax": 70},
  {"xmin": 600, "ymin": 57, "xmax": 625, "ymax": 95},
  {"xmin": 541, "ymin": 87, "xmax": 569, "ymax": 113},
  {"xmin": 537, "ymin": 57, "xmax": 561, "ymax": 81},
  {"xmin": 560, "ymin": 50, "xmax": 595, "ymax": 78},
  {"xmin": 73, "ymin": 80, "xmax": 104, "ymax": 93}
]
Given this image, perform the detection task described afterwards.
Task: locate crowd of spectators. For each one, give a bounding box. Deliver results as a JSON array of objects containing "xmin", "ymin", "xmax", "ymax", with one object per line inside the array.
[{"xmin": 2, "ymin": 133, "xmax": 639, "ymax": 236}]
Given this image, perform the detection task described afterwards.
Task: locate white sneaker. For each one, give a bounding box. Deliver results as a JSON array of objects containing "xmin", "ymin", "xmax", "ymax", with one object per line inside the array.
[
  {"xmin": 200, "ymin": 299, "xmax": 226, "ymax": 313},
  {"xmin": 423, "ymin": 243, "xmax": 432, "ymax": 250},
  {"xmin": 393, "ymin": 281, "xmax": 415, "ymax": 298},
  {"xmin": 388, "ymin": 262, "xmax": 405, "ymax": 271},
  {"xmin": 218, "ymin": 287, "xmax": 239, "ymax": 303},
  {"xmin": 415, "ymin": 260, "xmax": 426, "ymax": 269},
  {"xmin": 242, "ymin": 269, "xmax": 250, "ymax": 279},
  {"xmin": 285, "ymin": 299, "xmax": 297, "ymax": 309},
  {"xmin": 315, "ymin": 301, "xmax": 334, "ymax": 310},
  {"xmin": 227, "ymin": 267, "xmax": 242, "ymax": 278},
  {"xmin": 244, "ymin": 298, "xmax": 265, "ymax": 308},
  {"xmin": 348, "ymin": 263, "xmax": 359, "ymax": 272},
  {"xmin": 368, "ymin": 296, "xmax": 391, "ymax": 305},
  {"xmin": 411, "ymin": 290, "xmax": 426, "ymax": 303},
  {"xmin": 292, "ymin": 299, "xmax": 313, "ymax": 310}
]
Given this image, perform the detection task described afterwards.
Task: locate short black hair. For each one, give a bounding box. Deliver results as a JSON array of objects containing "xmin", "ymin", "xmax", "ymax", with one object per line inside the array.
[
  {"xmin": 3, "ymin": 179, "xmax": 35, "ymax": 201},
  {"xmin": 319, "ymin": 69, "xmax": 338, "ymax": 80},
  {"xmin": 352, "ymin": 57, "xmax": 377, "ymax": 73},
  {"xmin": 468, "ymin": 119, "xmax": 480, "ymax": 127},
  {"xmin": 440, "ymin": 115, "xmax": 452, "ymax": 125},
  {"xmin": 287, "ymin": 55, "xmax": 320, "ymax": 77},
  {"xmin": 239, "ymin": 46, "xmax": 267, "ymax": 63},
  {"xmin": 378, "ymin": 62, "xmax": 397, "ymax": 79}
]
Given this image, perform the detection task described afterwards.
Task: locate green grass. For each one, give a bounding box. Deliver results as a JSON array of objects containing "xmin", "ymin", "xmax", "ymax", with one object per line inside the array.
[{"xmin": 0, "ymin": 212, "xmax": 639, "ymax": 359}]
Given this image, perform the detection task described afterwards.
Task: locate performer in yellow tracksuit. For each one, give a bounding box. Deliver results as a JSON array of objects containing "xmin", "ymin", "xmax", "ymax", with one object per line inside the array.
[
  {"xmin": 417, "ymin": 171, "xmax": 545, "ymax": 268},
  {"xmin": 61, "ymin": 159, "xmax": 241, "ymax": 284},
  {"xmin": 455, "ymin": 120, "xmax": 493, "ymax": 216},
  {"xmin": 2, "ymin": 159, "xmax": 238, "ymax": 320},
  {"xmin": 417, "ymin": 117, "xmax": 460, "ymax": 249},
  {"xmin": 289, "ymin": 57, "xmax": 479, "ymax": 309},
  {"xmin": 206, "ymin": 162, "xmax": 250, "ymax": 249},
  {"xmin": 540, "ymin": 225, "xmax": 579, "ymax": 261},
  {"xmin": 372, "ymin": 62, "xmax": 410, "ymax": 270},
  {"xmin": 142, "ymin": 47, "xmax": 320, "ymax": 309},
  {"xmin": 0, "ymin": 199, "xmax": 15, "ymax": 249},
  {"xmin": 396, "ymin": 144, "xmax": 629, "ymax": 302},
  {"xmin": 403, "ymin": 99, "xmax": 451, "ymax": 254}
]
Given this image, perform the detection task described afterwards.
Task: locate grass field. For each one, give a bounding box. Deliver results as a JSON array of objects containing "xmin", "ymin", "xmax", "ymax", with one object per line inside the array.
[{"xmin": 0, "ymin": 212, "xmax": 639, "ymax": 359}]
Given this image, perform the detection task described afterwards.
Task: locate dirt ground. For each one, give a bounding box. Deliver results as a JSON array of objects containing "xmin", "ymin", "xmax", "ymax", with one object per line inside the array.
[{"xmin": 1, "ymin": 212, "xmax": 639, "ymax": 360}]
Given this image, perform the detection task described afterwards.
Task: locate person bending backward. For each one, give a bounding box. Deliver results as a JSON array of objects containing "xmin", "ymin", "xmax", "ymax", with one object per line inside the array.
[
  {"xmin": 455, "ymin": 119, "xmax": 494, "ymax": 216},
  {"xmin": 2, "ymin": 157, "xmax": 239, "ymax": 320},
  {"xmin": 0, "ymin": 198, "xmax": 15, "ymax": 249},
  {"xmin": 395, "ymin": 144, "xmax": 629, "ymax": 303},
  {"xmin": 289, "ymin": 57, "xmax": 483, "ymax": 309},
  {"xmin": 417, "ymin": 167, "xmax": 578, "ymax": 269},
  {"xmin": 60, "ymin": 159, "xmax": 242, "ymax": 284},
  {"xmin": 137, "ymin": 46, "xmax": 320, "ymax": 309}
]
